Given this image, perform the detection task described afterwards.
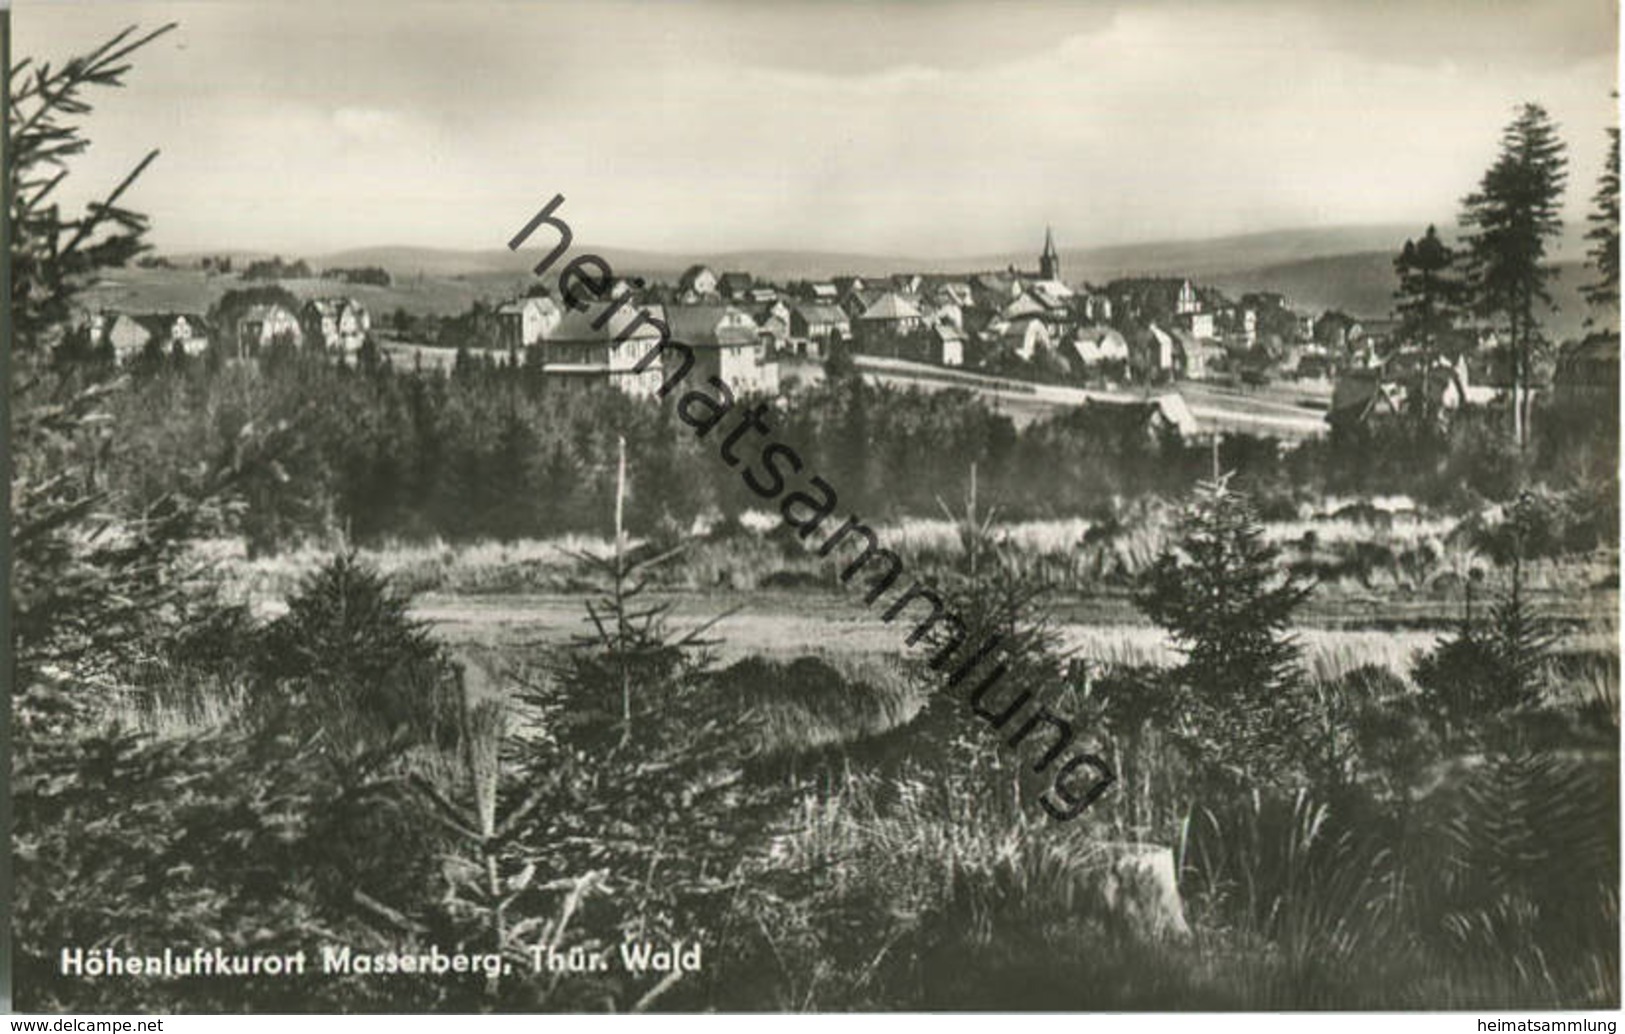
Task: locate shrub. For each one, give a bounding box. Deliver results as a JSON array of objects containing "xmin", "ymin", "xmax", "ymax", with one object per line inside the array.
[
  {"xmin": 1335, "ymin": 665, "xmax": 1435, "ymax": 805},
  {"xmin": 1181, "ymin": 789, "xmax": 1403, "ymax": 982},
  {"xmin": 1136, "ymin": 475, "xmax": 1315, "ymax": 790},
  {"xmin": 1415, "ymin": 503, "xmax": 1560, "ymax": 749},
  {"xmin": 13, "ymin": 720, "xmax": 451, "ymax": 1012},
  {"xmin": 1406, "ymin": 748, "xmax": 1619, "ymax": 1006},
  {"xmin": 253, "ymin": 553, "xmax": 461, "ymax": 752},
  {"xmin": 500, "ymin": 511, "xmax": 798, "ymax": 1010}
]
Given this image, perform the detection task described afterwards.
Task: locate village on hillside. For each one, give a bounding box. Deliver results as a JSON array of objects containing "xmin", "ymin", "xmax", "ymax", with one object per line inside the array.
[{"xmin": 74, "ymin": 225, "xmax": 1619, "ymax": 443}]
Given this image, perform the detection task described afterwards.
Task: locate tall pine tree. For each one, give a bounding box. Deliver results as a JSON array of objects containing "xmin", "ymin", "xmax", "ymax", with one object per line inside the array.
[
  {"xmin": 1460, "ymin": 102, "xmax": 1569, "ymax": 450},
  {"xmin": 1582, "ymin": 115, "xmax": 1619, "ymax": 318},
  {"xmin": 1394, "ymin": 224, "xmax": 1465, "ymax": 350},
  {"xmin": 1394, "ymin": 225, "xmax": 1467, "ymax": 428}
]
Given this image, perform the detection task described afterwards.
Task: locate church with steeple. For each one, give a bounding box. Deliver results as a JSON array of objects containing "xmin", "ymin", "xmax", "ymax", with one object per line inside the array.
[
  {"xmin": 1002, "ymin": 225, "xmax": 1068, "ymax": 285},
  {"xmin": 1039, "ymin": 225, "xmax": 1061, "ymax": 281}
]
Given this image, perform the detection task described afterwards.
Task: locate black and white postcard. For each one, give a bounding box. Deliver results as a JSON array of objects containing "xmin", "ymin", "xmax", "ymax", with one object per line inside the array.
[{"xmin": 8, "ymin": 0, "xmax": 1621, "ymax": 1016}]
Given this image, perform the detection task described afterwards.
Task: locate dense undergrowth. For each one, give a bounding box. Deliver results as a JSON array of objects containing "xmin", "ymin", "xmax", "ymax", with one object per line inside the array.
[{"xmin": 17, "ymin": 481, "xmax": 1617, "ymax": 1011}]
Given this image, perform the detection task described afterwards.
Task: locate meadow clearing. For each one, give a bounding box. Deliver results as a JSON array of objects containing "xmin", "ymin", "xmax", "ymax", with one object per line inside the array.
[
  {"xmin": 90, "ymin": 491, "xmax": 1611, "ymax": 1013},
  {"xmin": 199, "ymin": 505, "xmax": 1618, "ymax": 646}
]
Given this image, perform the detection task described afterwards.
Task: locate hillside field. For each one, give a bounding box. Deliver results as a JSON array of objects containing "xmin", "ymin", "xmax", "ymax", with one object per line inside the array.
[{"xmin": 80, "ymin": 266, "xmax": 534, "ymax": 318}]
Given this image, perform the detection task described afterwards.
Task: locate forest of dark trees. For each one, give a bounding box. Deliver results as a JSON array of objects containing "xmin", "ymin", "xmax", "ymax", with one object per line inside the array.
[{"xmin": 103, "ymin": 346, "xmax": 1618, "ymax": 557}]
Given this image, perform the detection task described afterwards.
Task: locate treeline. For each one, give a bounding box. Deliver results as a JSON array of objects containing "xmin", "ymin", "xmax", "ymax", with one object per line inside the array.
[
  {"xmin": 321, "ymin": 265, "xmax": 392, "ymax": 286},
  {"xmin": 107, "ymin": 352, "xmax": 1617, "ymax": 556},
  {"xmin": 242, "ymin": 255, "xmax": 313, "ymax": 280},
  {"xmin": 237, "ymin": 257, "xmax": 392, "ymax": 286}
]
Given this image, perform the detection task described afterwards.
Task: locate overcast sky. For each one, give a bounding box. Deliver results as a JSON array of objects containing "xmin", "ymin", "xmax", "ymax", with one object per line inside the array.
[{"xmin": 14, "ymin": 0, "xmax": 1620, "ymax": 258}]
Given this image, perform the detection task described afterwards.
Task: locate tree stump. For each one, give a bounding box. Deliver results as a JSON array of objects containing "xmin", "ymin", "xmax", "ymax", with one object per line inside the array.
[{"xmin": 1069, "ymin": 841, "xmax": 1191, "ymax": 940}]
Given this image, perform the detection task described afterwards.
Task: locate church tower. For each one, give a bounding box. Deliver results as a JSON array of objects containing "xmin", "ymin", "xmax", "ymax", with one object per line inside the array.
[{"xmin": 1040, "ymin": 225, "xmax": 1060, "ymax": 281}]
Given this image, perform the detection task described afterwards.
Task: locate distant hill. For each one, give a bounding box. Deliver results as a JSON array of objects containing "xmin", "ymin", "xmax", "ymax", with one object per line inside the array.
[
  {"xmin": 80, "ymin": 266, "xmax": 517, "ymax": 319},
  {"xmin": 293, "ymin": 227, "xmax": 1440, "ymax": 284},
  {"xmin": 1209, "ymin": 253, "xmax": 1603, "ymax": 342},
  {"xmin": 306, "ymin": 244, "xmax": 933, "ymax": 282},
  {"xmin": 993, "ymin": 222, "xmax": 1589, "ymax": 282},
  {"xmin": 154, "ymin": 223, "xmax": 1606, "ymax": 338},
  {"xmin": 998, "ymin": 225, "xmax": 1428, "ymax": 282},
  {"xmin": 1207, "ymin": 251, "xmax": 1399, "ymax": 319},
  {"xmin": 293, "ymin": 222, "xmax": 1589, "ymax": 283}
]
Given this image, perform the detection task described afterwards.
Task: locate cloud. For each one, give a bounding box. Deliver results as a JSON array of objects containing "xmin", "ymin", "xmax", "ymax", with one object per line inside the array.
[
  {"xmin": 1304, "ymin": 0, "xmax": 1617, "ymax": 71},
  {"xmin": 12, "ymin": 0, "xmax": 1616, "ymax": 255},
  {"xmin": 332, "ymin": 107, "xmax": 407, "ymax": 143}
]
